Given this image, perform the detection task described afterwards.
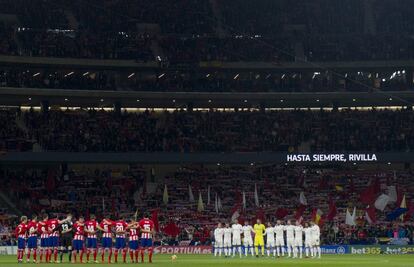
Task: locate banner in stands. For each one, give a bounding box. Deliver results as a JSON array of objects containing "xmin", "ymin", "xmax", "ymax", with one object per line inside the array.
[
  {"xmin": 153, "ymin": 246, "xmax": 212, "ymax": 254},
  {"xmin": 320, "ymin": 245, "xmax": 349, "ymax": 254},
  {"xmin": 349, "ymin": 245, "xmax": 414, "ymax": 254},
  {"xmin": 0, "ymin": 246, "xmax": 17, "ymax": 255},
  {"xmin": 286, "ymin": 153, "xmax": 378, "ymax": 163}
]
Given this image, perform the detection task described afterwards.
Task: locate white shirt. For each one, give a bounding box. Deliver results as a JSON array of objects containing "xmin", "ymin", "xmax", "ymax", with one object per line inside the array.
[
  {"xmin": 310, "ymin": 225, "xmax": 320, "ymax": 240},
  {"xmin": 285, "ymin": 225, "xmax": 295, "ymax": 239},
  {"xmin": 223, "ymin": 227, "xmax": 232, "ymax": 240},
  {"xmin": 232, "ymin": 224, "xmax": 243, "ymax": 239},
  {"xmin": 274, "ymin": 225, "xmax": 285, "ymax": 239},
  {"xmin": 304, "ymin": 227, "xmax": 312, "ymax": 241},
  {"xmin": 294, "ymin": 225, "xmax": 303, "ymax": 240},
  {"xmin": 242, "ymin": 225, "xmax": 253, "ymax": 240},
  {"xmin": 265, "ymin": 227, "xmax": 275, "ymax": 241},
  {"xmin": 214, "ymin": 228, "xmax": 224, "ymax": 241}
]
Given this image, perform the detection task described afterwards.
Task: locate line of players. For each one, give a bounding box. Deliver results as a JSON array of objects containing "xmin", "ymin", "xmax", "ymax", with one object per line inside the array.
[
  {"xmin": 214, "ymin": 219, "xmax": 321, "ymax": 259},
  {"xmin": 15, "ymin": 213, "xmax": 155, "ymax": 264}
]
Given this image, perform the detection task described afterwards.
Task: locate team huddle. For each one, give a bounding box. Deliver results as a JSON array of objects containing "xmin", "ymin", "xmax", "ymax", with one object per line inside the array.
[
  {"xmin": 15, "ymin": 213, "xmax": 155, "ymax": 264},
  {"xmin": 214, "ymin": 219, "xmax": 321, "ymax": 259}
]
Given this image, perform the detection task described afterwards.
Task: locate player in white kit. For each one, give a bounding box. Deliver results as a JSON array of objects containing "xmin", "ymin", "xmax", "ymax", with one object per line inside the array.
[
  {"xmin": 293, "ymin": 220, "xmax": 303, "ymax": 258},
  {"xmin": 223, "ymin": 223, "xmax": 232, "ymax": 257},
  {"xmin": 310, "ymin": 221, "xmax": 321, "ymax": 258},
  {"xmin": 274, "ymin": 220, "xmax": 285, "ymax": 257},
  {"xmin": 303, "ymin": 222, "xmax": 313, "ymax": 258},
  {"xmin": 214, "ymin": 223, "xmax": 224, "ymax": 257},
  {"xmin": 264, "ymin": 222, "xmax": 276, "ymax": 257},
  {"xmin": 285, "ymin": 220, "xmax": 295, "ymax": 258},
  {"xmin": 242, "ymin": 221, "xmax": 254, "ymax": 256},
  {"xmin": 231, "ymin": 220, "xmax": 243, "ymax": 258}
]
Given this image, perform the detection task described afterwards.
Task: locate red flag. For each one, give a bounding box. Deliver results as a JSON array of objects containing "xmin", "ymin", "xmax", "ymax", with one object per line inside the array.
[
  {"xmin": 275, "ymin": 208, "xmax": 289, "ymax": 219},
  {"xmin": 151, "ymin": 209, "xmax": 159, "ymax": 231},
  {"xmin": 294, "ymin": 205, "xmax": 306, "ymax": 220},
  {"xmin": 360, "ymin": 178, "xmax": 381, "ymax": 205},
  {"xmin": 327, "ymin": 198, "xmax": 337, "ymax": 221},
  {"xmin": 163, "ymin": 221, "xmax": 180, "ymax": 237}
]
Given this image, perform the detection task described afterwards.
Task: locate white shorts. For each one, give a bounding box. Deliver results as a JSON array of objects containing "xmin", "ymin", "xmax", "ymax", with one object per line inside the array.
[
  {"xmin": 286, "ymin": 238, "xmax": 295, "ymax": 247},
  {"xmin": 244, "ymin": 238, "xmax": 253, "ymax": 247},
  {"xmin": 232, "ymin": 238, "xmax": 241, "ymax": 246},
  {"xmin": 275, "ymin": 237, "xmax": 285, "ymax": 247},
  {"xmin": 304, "ymin": 240, "xmax": 312, "ymax": 248},
  {"xmin": 294, "ymin": 239, "xmax": 303, "ymax": 247},
  {"xmin": 215, "ymin": 240, "xmax": 223, "ymax": 248},
  {"xmin": 266, "ymin": 240, "xmax": 275, "ymax": 248},
  {"xmin": 223, "ymin": 239, "xmax": 232, "ymax": 247},
  {"xmin": 312, "ymin": 238, "xmax": 320, "ymax": 246}
]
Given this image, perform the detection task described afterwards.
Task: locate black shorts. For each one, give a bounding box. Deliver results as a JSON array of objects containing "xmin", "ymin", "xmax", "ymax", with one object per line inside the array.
[{"xmin": 60, "ymin": 235, "xmax": 72, "ymax": 248}]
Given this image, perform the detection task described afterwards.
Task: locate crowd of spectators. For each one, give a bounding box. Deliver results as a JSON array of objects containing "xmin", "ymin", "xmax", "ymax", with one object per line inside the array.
[
  {"xmin": 18, "ymin": 108, "xmax": 414, "ymax": 153},
  {"xmin": 0, "ymin": 1, "xmax": 414, "ymax": 62},
  {"xmin": 1, "ymin": 163, "xmax": 413, "ymax": 245},
  {"xmin": 0, "ymin": 109, "xmax": 33, "ymax": 152}
]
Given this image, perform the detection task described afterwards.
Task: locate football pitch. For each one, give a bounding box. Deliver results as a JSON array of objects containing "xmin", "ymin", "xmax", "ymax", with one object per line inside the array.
[{"xmin": 0, "ymin": 254, "xmax": 414, "ymax": 267}]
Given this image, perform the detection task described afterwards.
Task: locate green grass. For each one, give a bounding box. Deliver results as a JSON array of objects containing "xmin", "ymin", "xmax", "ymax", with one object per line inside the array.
[{"xmin": 1, "ymin": 254, "xmax": 414, "ymax": 267}]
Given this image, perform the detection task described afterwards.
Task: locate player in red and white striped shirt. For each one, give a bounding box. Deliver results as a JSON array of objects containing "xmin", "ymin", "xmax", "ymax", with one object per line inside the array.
[
  {"xmin": 99, "ymin": 216, "xmax": 114, "ymax": 263},
  {"xmin": 138, "ymin": 215, "xmax": 155, "ymax": 263},
  {"xmin": 38, "ymin": 214, "xmax": 50, "ymax": 263},
  {"xmin": 72, "ymin": 216, "xmax": 86, "ymax": 264},
  {"xmin": 128, "ymin": 219, "xmax": 140, "ymax": 263},
  {"xmin": 26, "ymin": 215, "xmax": 38, "ymax": 263},
  {"xmin": 15, "ymin": 216, "xmax": 28, "ymax": 263},
  {"xmin": 84, "ymin": 214, "xmax": 104, "ymax": 263}
]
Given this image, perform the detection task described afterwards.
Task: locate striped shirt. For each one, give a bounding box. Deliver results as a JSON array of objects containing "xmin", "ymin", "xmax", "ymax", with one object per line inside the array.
[
  {"xmin": 129, "ymin": 228, "xmax": 139, "ymax": 241},
  {"xmin": 73, "ymin": 222, "xmax": 85, "ymax": 241},
  {"xmin": 100, "ymin": 220, "xmax": 113, "ymax": 238}
]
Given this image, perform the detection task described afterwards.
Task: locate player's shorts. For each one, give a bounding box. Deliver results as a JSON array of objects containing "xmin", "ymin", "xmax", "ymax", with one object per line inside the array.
[
  {"xmin": 304, "ymin": 240, "xmax": 312, "ymax": 248},
  {"xmin": 254, "ymin": 237, "xmax": 264, "ymax": 247},
  {"xmin": 41, "ymin": 238, "xmax": 50, "ymax": 248},
  {"xmin": 266, "ymin": 240, "xmax": 275, "ymax": 248},
  {"xmin": 27, "ymin": 236, "xmax": 37, "ymax": 249},
  {"xmin": 60, "ymin": 235, "xmax": 72, "ymax": 248},
  {"xmin": 49, "ymin": 236, "xmax": 59, "ymax": 247},
  {"xmin": 214, "ymin": 240, "xmax": 223, "ymax": 248},
  {"xmin": 86, "ymin": 238, "xmax": 97, "ymax": 249},
  {"xmin": 73, "ymin": 240, "xmax": 84, "ymax": 251},
  {"xmin": 17, "ymin": 238, "xmax": 26, "ymax": 249},
  {"xmin": 275, "ymin": 238, "xmax": 284, "ymax": 247},
  {"xmin": 243, "ymin": 238, "xmax": 253, "ymax": 247},
  {"xmin": 102, "ymin": 237, "xmax": 112, "ymax": 248},
  {"xmin": 140, "ymin": 238, "xmax": 153, "ymax": 248},
  {"xmin": 129, "ymin": 240, "xmax": 139, "ymax": 250},
  {"xmin": 232, "ymin": 238, "xmax": 241, "ymax": 246},
  {"xmin": 312, "ymin": 238, "xmax": 320, "ymax": 246},
  {"xmin": 294, "ymin": 239, "xmax": 303, "ymax": 247},
  {"xmin": 286, "ymin": 238, "xmax": 295, "ymax": 247},
  {"xmin": 115, "ymin": 238, "xmax": 126, "ymax": 249},
  {"xmin": 223, "ymin": 239, "xmax": 231, "ymax": 247}
]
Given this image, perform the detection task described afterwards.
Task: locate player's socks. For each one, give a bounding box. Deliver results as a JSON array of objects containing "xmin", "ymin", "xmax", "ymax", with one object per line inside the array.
[
  {"xmin": 39, "ymin": 249, "xmax": 43, "ymax": 262},
  {"xmin": 218, "ymin": 247, "xmax": 222, "ymax": 257},
  {"xmin": 317, "ymin": 247, "xmax": 321, "ymax": 258},
  {"xmin": 299, "ymin": 247, "xmax": 302, "ymax": 258},
  {"xmin": 267, "ymin": 248, "xmax": 270, "ymax": 257},
  {"xmin": 108, "ymin": 249, "xmax": 113, "ymax": 263},
  {"xmin": 114, "ymin": 250, "xmax": 119, "ymax": 263},
  {"xmin": 293, "ymin": 247, "xmax": 297, "ymax": 258},
  {"xmin": 27, "ymin": 249, "xmax": 31, "ymax": 261},
  {"xmin": 86, "ymin": 249, "xmax": 90, "ymax": 262},
  {"xmin": 148, "ymin": 247, "xmax": 153, "ymax": 263},
  {"xmin": 276, "ymin": 247, "xmax": 280, "ymax": 257},
  {"xmin": 214, "ymin": 247, "xmax": 218, "ymax": 257},
  {"xmin": 122, "ymin": 249, "xmax": 127, "ymax": 263},
  {"xmin": 72, "ymin": 251, "xmax": 77, "ymax": 263},
  {"xmin": 68, "ymin": 250, "xmax": 72, "ymax": 262},
  {"xmin": 101, "ymin": 250, "xmax": 105, "ymax": 262},
  {"xmin": 238, "ymin": 247, "xmax": 242, "ymax": 257},
  {"xmin": 254, "ymin": 246, "xmax": 258, "ymax": 256},
  {"xmin": 135, "ymin": 250, "xmax": 139, "ymax": 262},
  {"xmin": 54, "ymin": 248, "xmax": 58, "ymax": 262},
  {"xmin": 93, "ymin": 249, "xmax": 97, "ymax": 261},
  {"xmin": 273, "ymin": 248, "xmax": 276, "ymax": 257},
  {"xmin": 287, "ymin": 247, "xmax": 291, "ymax": 257},
  {"xmin": 129, "ymin": 250, "xmax": 134, "ymax": 262},
  {"xmin": 140, "ymin": 249, "xmax": 145, "ymax": 262},
  {"xmin": 305, "ymin": 247, "xmax": 309, "ymax": 257},
  {"xmin": 80, "ymin": 250, "xmax": 85, "ymax": 263},
  {"xmin": 33, "ymin": 249, "xmax": 37, "ymax": 262}
]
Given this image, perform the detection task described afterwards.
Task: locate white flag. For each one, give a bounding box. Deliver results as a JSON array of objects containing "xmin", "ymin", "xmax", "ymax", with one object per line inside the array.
[
  {"xmin": 231, "ymin": 210, "xmax": 240, "ymax": 222},
  {"xmin": 387, "ymin": 186, "xmax": 397, "ymax": 203},
  {"xmin": 299, "ymin": 192, "xmax": 307, "ymax": 205},
  {"xmin": 345, "ymin": 207, "xmax": 356, "ymax": 226},
  {"xmin": 197, "ymin": 191, "xmax": 204, "ymax": 212},
  {"xmin": 215, "ymin": 193, "xmax": 218, "ymax": 213},
  {"xmin": 254, "ymin": 184, "xmax": 259, "ymax": 207},
  {"xmin": 189, "ymin": 185, "xmax": 194, "ymax": 202},
  {"xmin": 242, "ymin": 191, "xmax": 246, "ymax": 210},
  {"xmin": 207, "ymin": 185, "xmax": 211, "ymax": 205},
  {"xmin": 218, "ymin": 196, "xmax": 222, "ymax": 211},
  {"xmin": 374, "ymin": 194, "xmax": 390, "ymax": 211}
]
